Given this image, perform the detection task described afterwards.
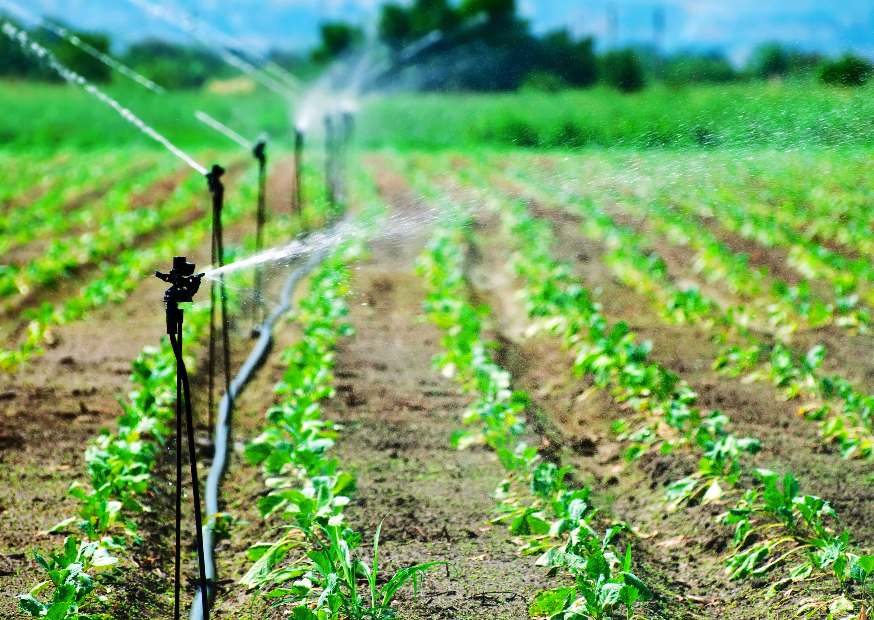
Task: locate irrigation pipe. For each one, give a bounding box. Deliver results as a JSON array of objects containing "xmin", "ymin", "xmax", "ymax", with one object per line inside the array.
[{"xmin": 189, "ymin": 233, "xmax": 337, "ymax": 620}]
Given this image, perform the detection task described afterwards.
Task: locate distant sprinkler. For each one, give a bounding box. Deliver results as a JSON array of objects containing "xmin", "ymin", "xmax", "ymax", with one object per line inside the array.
[
  {"xmin": 292, "ymin": 127, "xmax": 304, "ymax": 217},
  {"xmin": 252, "ymin": 135, "xmax": 268, "ymax": 327},
  {"xmin": 324, "ymin": 114, "xmax": 337, "ymax": 206},
  {"xmin": 154, "ymin": 256, "xmax": 209, "ymax": 620},
  {"xmin": 205, "ymin": 165, "xmax": 233, "ymax": 439}
]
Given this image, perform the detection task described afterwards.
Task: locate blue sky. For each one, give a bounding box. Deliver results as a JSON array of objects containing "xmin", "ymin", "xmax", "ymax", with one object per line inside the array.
[{"xmin": 16, "ymin": 0, "xmax": 874, "ymax": 64}]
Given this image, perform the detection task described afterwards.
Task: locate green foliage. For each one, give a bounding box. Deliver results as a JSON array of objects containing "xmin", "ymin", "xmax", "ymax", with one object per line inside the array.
[
  {"xmin": 378, "ymin": 4, "xmax": 413, "ymax": 50},
  {"xmin": 122, "ymin": 40, "xmax": 229, "ymax": 89},
  {"xmin": 458, "ymin": 0, "xmax": 515, "ymax": 19},
  {"xmin": 521, "ymin": 70, "xmax": 567, "ymax": 93},
  {"xmin": 532, "ymin": 527, "xmax": 652, "ymax": 620},
  {"xmin": 601, "ymin": 49, "xmax": 646, "ymax": 93},
  {"xmin": 310, "ymin": 22, "xmax": 364, "ymax": 64},
  {"xmin": 38, "ymin": 26, "xmax": 112, "ymax": 83},
  {"xmin": 541, "ymin": 30, "xmax": 597, "ymax": 88},
  {"xmin": 819, "ymin": 53, "xmax": 874, "ymax": 87},
  {"xmin": 664, "ymin": 51, "xmax": 737, "ymax": 85},
  {"xmin": 751, "ymin": 43, "xmax": 791, "ymax": 79}
]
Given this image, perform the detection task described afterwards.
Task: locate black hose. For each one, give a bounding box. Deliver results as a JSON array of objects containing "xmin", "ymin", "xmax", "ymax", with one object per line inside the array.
[{"xmin": 188, "ymin": 241, "xmax": 333, "ymax": 620}]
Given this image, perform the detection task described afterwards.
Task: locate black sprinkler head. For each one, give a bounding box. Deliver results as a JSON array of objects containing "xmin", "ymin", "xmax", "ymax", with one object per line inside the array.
[
  {"xmin": 156, "ymin": 256, "xmax": 205, "ymax": 304},
  {"xmin": 206, "ymin": 164, "xmax": 225, "ymax": 193},
  {"xmin": 253, "ymin": 139, "xmax": 267, "ymax": 161}
]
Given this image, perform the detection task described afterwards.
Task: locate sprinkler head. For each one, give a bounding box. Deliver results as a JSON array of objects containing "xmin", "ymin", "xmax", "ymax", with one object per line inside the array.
[
  {"xmin": 206, "ymin": 164, "xmax": 225, "ymax": 194},
  {"xmin": 156, "ymin": 256, "xmax": 205, "ymax": 304},
  {"xmin": 252, "ymin": 138, "xmax": 267, "ymax": 162}
]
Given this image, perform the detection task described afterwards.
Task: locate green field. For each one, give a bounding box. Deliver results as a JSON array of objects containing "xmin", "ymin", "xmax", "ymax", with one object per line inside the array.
[
  {"xmin": 4, "ymin": 80, "xmax": 874, "ymax": 153},
  {"xmin": 5, "ymin": 76, "xmax": 874, "ymax": 620}
]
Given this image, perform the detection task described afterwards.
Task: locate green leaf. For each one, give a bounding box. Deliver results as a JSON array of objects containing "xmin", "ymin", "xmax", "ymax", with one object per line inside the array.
[
  {"xmin": 790, "ymin": 563, "xmax": 813, "ymax": 581},
  {"xmin": 239, "ymin": 540, "xmax": 294, "ymax": 588},
  {"xmin": 620, "ymin": 572, "xmax": 653, "ymax": 601},
  {"xmin": 529, "ymin": 587, "xmax": 575, "ymax": 616},
  {"xmin": 33, "ymin": 551, "xmax": 51, "ymax": 572},
  {"xmin": 47, "ymin": 517, "xmax": 78, "ymax": 534},
  {"xmin": 17, "ymin": 594, "xmax": 45, "ymax": 617},
  {"xmin": 598, "ymin": 582, "xmax": 624, "ymax": 608},
  {"xmin": 243, "ymin": 442, "xmax": 273, "ymax": 465}
]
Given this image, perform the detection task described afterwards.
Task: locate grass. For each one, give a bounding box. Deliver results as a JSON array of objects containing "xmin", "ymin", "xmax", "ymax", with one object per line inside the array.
[
  {"xmin": 0, "ymin": 80, "xmax": 292, "ymax": 152},
  {"xmin": 4, "ymin": 79, "xmax": 874, "ymax": 154},
  {"xmin": 356, "ymin": 81, "xmax": 874, "ymax": 150}
]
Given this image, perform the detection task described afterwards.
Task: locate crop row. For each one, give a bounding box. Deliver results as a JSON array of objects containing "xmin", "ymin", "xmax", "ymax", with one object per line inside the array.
[
  {"xmin": 17, "ymin": 302, "xmax": 210, "ymax": 618},
  {"xmin": 0, "ymin": 152, "xmax": 169, "ymax": 261},
  {"xmin": 0, "ymin": 155, "xmax": 338, "ymax": 372},
  {"xmin": 398, "ymin": 155, "xmax": 874, "ymax": 616},
  {"xmin": 413, "ymin": 190, "xmax": 654, "ymax": 618},
  {"xmin": 239, "ymin": 228, "xmax": 446, "ymax": 618},
  {"xmin": 449, "ymin": 154, "xmax": 874, "ymax": 461}
]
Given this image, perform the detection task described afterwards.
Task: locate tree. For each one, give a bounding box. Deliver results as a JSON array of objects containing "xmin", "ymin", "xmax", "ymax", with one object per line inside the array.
[
  {"xmin": 310, "ymin": 22, "xmax": 364, "ymax": 64},
  {"xmin": 458, "ymin": 0, "xmax": 515, "ymax": 20},
  {"xmin": 602, "ymin": 48, "xmax": 646, "ymax": 93},
  {"xmin": 750, "ymin": 42, "xmax": 790, "ymax": 79},
  {"xmin": 46, "ymin": 29, "xmax": 113, "ymax": 83},
  {"xmin": 664, "ymin": 51, "xmax": 737, "ymax": 85},
  {"xmin": 379, "ymin": 4, "xmax": 412, "ymax": 50},
  {"xmin": 409, "ymin": 0, "xmax": 459, "ymax": 39},
  {"xmin": 542, "ymin": 29, "xmax": 597, "ymax": 88},
  {"xmin": 123, "ymin": 40, "xmax": 227, "ymax": 89},
  {"xmin": 819, "ymin": 53, "xmax": 873, "ymax": 86}
]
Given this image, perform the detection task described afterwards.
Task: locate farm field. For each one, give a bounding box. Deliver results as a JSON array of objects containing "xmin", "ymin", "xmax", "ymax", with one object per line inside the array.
[{"xmin": 2, "ymin": 82, "xmax": 874, "ymax": 620}]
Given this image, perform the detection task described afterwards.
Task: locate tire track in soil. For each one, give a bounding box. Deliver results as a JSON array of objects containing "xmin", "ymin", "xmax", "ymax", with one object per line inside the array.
[
  {"xmin": 456, "ymin": 177, "xmax": 874, "ymax": 619},
  {"xmin": 308, "ymin": 163, "xmax": 562, "ymax": 620}
]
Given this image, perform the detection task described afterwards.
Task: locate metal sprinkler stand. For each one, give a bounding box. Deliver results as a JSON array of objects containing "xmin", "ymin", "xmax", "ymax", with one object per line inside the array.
[
  {"xmin": 206, "ymin": 165, "xmax": 233, "ymax": 438},
  {"xmin": 339, "ymin": 110, "xmax": 355, "ymax": 206},
  {"xmin": 253, "ymin": 138, "xmax": 268, "ymax": 326},
  {"xmin": 324, "ymin": 114, "xmax": 337, "ymax": 206},
  {"xmin": 292, "ymin": 128, "xmax": 304, "ymax": 217},
  {"xmin": 155, "ymin": 257, "xmax": 209, "ymax": 620}
]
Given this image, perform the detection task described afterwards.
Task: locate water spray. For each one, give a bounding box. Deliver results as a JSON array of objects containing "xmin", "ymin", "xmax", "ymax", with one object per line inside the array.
[
  {"xmin": 0, "ymin": 21, "xmax": 206, "ymax": 175},
  {"xmin": 124, "ymin": 0, "xmax": 299, "ymax": 100},
  {"xmin": 154, "ymin": 257, "xmax": 209, "ymax": 620},
  {"xmin": 0, "ymin": 0, "xmax": 165, "ymax": 93},
  {"xmin": 206, "ymin": 165, "xmax": 233, "ymax": 437}
]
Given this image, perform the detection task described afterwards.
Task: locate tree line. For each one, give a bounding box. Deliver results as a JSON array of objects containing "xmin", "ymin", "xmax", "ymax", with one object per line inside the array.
[{"xmin": 1, "ymin": 1, "xmax": 872, "ymax": 92}]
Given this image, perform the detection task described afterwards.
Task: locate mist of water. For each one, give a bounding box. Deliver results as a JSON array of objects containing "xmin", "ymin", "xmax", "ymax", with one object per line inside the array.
[
  {"xmin": 1, "ymin": 21, "xmax": 207, "ymax": 175},
  {"xmin": 0, "ymin": 0, "xmax": 165, "ymax": 94},
  {"xmin": 202, "ymin": 197, "xmax": 469, "ymax": 281},
  {"xmin": 123, "ymin": 0, "xmax": 299, "ymax": 100}
]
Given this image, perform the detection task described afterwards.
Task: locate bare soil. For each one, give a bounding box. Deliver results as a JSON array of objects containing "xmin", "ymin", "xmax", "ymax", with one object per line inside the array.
[{"xmin": 3, "ymin": 149, "xmax": 873, "ymax": 620}]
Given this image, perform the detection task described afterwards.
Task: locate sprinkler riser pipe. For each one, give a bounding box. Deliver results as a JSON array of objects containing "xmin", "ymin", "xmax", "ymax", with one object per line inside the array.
[
  {"xmin": 293, "ymin": 129, "xmax": 304, "ymax": 214},
  {"xmin": 155, "ymin": 257, "xmax": 209, "ymax": 620}
]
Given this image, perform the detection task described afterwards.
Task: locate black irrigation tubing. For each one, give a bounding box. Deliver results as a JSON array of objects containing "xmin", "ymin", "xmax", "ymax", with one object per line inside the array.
[{"xmin": 188, "ymin": 236, "xmax": 336, "ymax": 620}]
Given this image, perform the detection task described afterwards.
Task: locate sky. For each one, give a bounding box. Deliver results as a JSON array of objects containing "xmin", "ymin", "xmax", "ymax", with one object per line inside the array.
[{"xmin": 13, "ymin": 0, "xmax": 874, "ymax": 64}]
